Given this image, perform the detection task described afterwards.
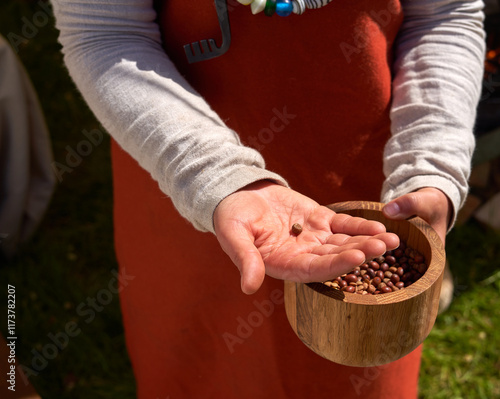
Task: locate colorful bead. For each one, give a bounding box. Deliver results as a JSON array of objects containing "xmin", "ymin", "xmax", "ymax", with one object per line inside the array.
[
  {"xmin": 264, "ymin": 0, "xmax": 277, "ymax": 16},
  {"xmin": 276, "ymin": 0, "xmax": 293, "ymax": 17},
  {"xmin": 251, "ymin": 0, "xmax": 267, "ymax": 14},
  {"xmin": 292, "ymin": 0, "xmax": 306, "ymax": 15}
]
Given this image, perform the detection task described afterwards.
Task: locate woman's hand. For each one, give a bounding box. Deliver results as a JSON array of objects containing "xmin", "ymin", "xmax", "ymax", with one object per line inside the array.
[
  {"xmin": 214, "ymin": 181, "xmax": 399, "ymax": 294},
  {"xmin": 382, "ymin": 187, "xmax": 452, "ymax": 244}
]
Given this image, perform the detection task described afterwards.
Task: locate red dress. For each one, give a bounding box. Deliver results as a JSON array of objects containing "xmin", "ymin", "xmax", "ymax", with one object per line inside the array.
[{"xmin": 111, "ymin": 1, "xmax": 422, "ymax": 397}]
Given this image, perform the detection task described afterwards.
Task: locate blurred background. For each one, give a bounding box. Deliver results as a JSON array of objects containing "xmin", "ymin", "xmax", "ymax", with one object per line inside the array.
[{"xmin": 0, "ymin": 1, "xmax": 499, "ymax": 398}]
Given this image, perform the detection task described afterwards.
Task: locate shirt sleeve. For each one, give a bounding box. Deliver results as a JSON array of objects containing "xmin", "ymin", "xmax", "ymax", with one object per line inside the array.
[
  {"xmin": 51, "ymin": 0, "xmax": 288, "ymax": 234},
  {"xmin": 382, "ymin": 0, "xmax": 486, "ymax": 227}
]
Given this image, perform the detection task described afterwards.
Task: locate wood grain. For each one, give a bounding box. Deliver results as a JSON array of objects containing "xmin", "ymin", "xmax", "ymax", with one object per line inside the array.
[{"xmin": 284, "ymin": 201, "xmax": 446, "ymax": 367}]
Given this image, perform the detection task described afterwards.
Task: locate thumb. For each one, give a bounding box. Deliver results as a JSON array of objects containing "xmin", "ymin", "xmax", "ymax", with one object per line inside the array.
[
  {"xmin": 382, "ymin": 194, "xmax": 421, "ymax": 220},
  {"xmin": 218, "ymin": 233, "xmax": 267, "ymax": 295}
]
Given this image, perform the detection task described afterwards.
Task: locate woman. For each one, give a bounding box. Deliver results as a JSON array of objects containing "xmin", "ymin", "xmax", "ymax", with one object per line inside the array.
[{"xmin": 53, "ymin": 0, "xmax": 485, "ymax": 397}]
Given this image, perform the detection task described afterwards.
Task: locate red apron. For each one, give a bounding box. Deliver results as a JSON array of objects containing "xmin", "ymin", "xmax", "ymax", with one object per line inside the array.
[{"xmin": 112, "ymin": 1, "xmax": 422, "ymax": 397}]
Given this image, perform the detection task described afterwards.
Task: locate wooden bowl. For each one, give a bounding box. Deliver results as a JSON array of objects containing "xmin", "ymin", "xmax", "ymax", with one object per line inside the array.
[{"xmin": 284, "ymin": 201, "xmax": 446, "ymax": 367}]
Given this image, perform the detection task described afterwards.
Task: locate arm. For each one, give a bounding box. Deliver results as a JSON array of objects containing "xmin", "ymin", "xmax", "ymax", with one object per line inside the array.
[
  {"xmin": 382, "ymin": 0, "xmax": 485, "ymax": 241},
  {"xmin": 53, "ymin": 0, "xmax": 400, "ymax": 293},
  {"xmin": 52, "ymin": 0, "xmax": 288, "ymax": 233}
]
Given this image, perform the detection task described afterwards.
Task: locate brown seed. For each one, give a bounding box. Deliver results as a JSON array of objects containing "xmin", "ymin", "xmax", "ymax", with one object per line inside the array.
[
  {"xmin": 391, "ymin": 274, "xmax": 400, "ymax": 284},
  {"xmin": 339, "ymin": 280, "xmax": 348, "ymax": 288},
  {"xmin": 342, "ymin": 285, "xmax": 356, "ymax": 293},
  {"xmin": 395, "ymin": 282, "xmax": 405, "ymax": 289},
  {"xmin": 375, "ymin": 256, "xmax": 385, "ymax": 264},
  {"xmin": 389, "ymin": 266, "xmax": 398, "ymax": 273},
  {"xmin": 384, "ymin": 271, "xmax": 393, "ymax": 278},
  {"xmin": 370, "ymin": 261, "xmax": 380, "ymax": 271},
  {"xmin": 372, "ymin": 277, "xmax": 382, "ymax": 287},
  {"xmin": 394, "ymin": 248, "xmax": 404, "ymax": 258},
  {"xmin": 291, "ymin": 223, "xmax": 303, "ymax": 235},
  {"xmin": 397, "ymin": 267, "xmax": 405, "ymax": 276},
  {"xmin": 367, "ymin": 285, "xmax": 376, "ymax": 293},
  {"xmin": 417, "ymin": 263, "xmax": 427, "ymax": 275},
  {"xmin": 345, "ymin": 274, "xmax": 358, "ymax": 284},
  {"xmin": 380, "ymin": 262, "xmax": 389, "ymax": 272},
  {"xmin": 376, "ymin": 270, "xmax": 384, "ymax": 279},
  {"xmin": 414, "ymin": 254, "xmax": 424, "ymax": 263},
  {"xmin": 381, "ymin": 286, "xmax": 392, "ymax": 293},
  {"xmin": 385, "ymin": 255, "xmax": 396, "ymax": 265}
]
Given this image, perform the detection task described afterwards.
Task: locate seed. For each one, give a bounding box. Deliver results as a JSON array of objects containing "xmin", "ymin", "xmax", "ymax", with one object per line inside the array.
[
  {"xmin": 291, "ymin": 223, "xmax": 303, "ymax": 235},
  {"xmin": 414, "ymin": 254, "xmax": 424, "ymax": 263},
  {"xmin": 385, "ymin": 255, "xmax": 396, "ymax": 265},
  {"xmin": 370, "ymin": 261, "xmax": 380, "ymax": 271},
  {"xmin": 321, "ymin": 239, "xmax": 427, "ymax": 295},
  {"xmin": 394, "ymin": 248, "xmax": 404, "ymax": 258},
  {"xmin": 417, "ymin": 263, "xmax": 427, "ymax": 275},
  {"xmin": 372, "ymin": 277, "xmax": 382, "ymax": 287}
]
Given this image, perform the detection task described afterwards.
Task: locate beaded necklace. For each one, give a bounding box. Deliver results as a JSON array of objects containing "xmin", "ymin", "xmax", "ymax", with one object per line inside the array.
[
  {"xmin": 238, "ymin": 0, "xmax": 333, "ymax": 17},
  {"xmin": 185, "ymin": 0, "xmax": 333, "ymax": 63}
]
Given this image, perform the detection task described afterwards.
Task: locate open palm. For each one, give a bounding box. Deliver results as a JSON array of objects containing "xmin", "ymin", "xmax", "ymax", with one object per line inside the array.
[{"xmin": 214, "ymin": 181, "xmax": 399, "ymax": 294}]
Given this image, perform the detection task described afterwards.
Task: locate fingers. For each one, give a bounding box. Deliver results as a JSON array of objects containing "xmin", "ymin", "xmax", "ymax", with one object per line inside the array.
[
  {"xmin": 285, "ymin": 233, "xmax": 399, "ymax": 282},
  {"xmin": 324, "ymin": 232, "xmax": 399, "ymax": 252},
  {"xmin": 282, "ymin": 249, "xmax": 367, "ymax": 283},
  {"xmin": 382, "ymin": 188, "xmax": 452, "ymax": 243},
  {"xmin": 327, "ymin": 212, "xmax": 388, "ymax": 236}
]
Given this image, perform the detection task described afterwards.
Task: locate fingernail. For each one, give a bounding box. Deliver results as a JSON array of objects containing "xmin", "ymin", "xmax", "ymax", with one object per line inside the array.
[{"xmin": 384, "ymin": 202, "xmax": 400, "ymax": 217}]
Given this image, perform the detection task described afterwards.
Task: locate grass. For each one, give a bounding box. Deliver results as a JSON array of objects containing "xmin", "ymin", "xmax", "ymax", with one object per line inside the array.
[{"xmin": 0, "ymin": 1, "xmax": 499, "ymax": 398}]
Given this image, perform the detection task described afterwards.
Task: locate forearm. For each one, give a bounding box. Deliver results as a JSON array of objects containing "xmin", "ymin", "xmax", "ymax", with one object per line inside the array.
[
  {"xmin": 52, "ymin": 0, "xmax": 287, "ymax": 233},
  {"xmin": 383, "ymin": 0, "xmax": 485, "ymax": 227}
]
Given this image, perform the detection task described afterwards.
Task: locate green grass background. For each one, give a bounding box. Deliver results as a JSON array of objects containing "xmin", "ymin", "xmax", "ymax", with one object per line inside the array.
[{"xmin": 0, "ymin": 1, "xmax": 499, "ymax": 398}]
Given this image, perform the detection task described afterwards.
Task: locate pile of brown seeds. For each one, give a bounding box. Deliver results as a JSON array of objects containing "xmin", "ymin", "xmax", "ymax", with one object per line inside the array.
[{"xmin": 323, "ymin": 240, "xmax": 427, "ymax": 295}]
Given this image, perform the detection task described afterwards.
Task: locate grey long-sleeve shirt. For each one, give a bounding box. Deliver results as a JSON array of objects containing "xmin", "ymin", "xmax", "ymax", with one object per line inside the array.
[{"xmin": 52, "ymin": 0, "xmax": 485, "ymax": 233}]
